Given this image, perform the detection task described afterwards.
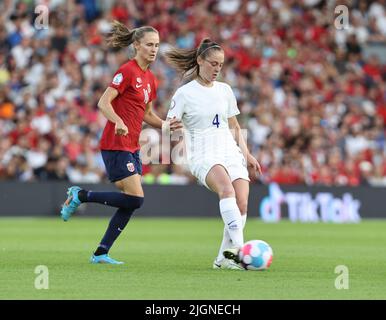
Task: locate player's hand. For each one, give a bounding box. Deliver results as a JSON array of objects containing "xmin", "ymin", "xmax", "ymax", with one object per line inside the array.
[
  {"xmin": 115, "ymin": 121, "xmax": 128, "ymax": 136},
  {"xmin": 247, "ymin": 153, "xmax": 262, "ymax": 176},
  {"xmin": 168, "ymin": 117, "xmax": 184, "ymax": 132}
]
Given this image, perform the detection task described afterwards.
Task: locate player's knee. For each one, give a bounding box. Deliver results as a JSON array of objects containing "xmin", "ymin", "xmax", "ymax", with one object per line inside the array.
[
  {"xmin": 218, "ymin": 185, "xmax": 235, "ymax": 199},
  {"xmin": 123, "ymin": 194, "xmax": 144, "ymax": 210},
  {"xmin": 131, "ymin": 196, "xmax": 144, "ymax": 210}
]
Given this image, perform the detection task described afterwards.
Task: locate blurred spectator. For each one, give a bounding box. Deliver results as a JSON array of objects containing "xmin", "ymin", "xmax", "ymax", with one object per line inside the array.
[
  {"xmin": 34, "ymin": 156, "xmax": 69, "ymax": 181},
  {"xmin": 67, "ymin": 160, "xmax": 101, "ymax": 183}
]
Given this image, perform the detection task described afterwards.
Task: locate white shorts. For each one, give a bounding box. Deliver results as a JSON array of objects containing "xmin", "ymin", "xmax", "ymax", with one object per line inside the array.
[{"xmin": 189, "ymin": 152, "xmax": 250, "ymax": 190}]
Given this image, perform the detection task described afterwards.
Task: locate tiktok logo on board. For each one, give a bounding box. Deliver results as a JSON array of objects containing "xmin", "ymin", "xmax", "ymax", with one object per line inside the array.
[{"xmin": 259, "ymin": 183, "xmax": 361, "ymax": 223}]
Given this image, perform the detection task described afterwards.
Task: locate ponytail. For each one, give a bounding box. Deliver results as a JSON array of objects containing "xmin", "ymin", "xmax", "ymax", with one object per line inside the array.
[
  {"xmin": 164, "ymin": 38, "xmax": 223, "ymax": 78},
  {"xmin": 164, "ymin": 47, "xmax": 199, "ymax": 78},
  {"xmin": 106, "ymin": 20, "xmax": 136, "ymax": 48},
  {"xmin": 106, "ymin": 21, "xmax": 158, "ymax": 49}
]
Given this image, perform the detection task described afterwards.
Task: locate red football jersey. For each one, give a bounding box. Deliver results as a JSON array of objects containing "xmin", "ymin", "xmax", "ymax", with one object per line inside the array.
[{"xmin": 100, "ymin": 59, "xmax": 157, "ymax": 152}]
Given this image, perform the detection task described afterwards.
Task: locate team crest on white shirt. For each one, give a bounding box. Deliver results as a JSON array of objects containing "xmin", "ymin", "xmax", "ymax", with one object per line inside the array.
[{"xmin": 112, "ymin": 73, "xmax": 123, "ymax": 85}]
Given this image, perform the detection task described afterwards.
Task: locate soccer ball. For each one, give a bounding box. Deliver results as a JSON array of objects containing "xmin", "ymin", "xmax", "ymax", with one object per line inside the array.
[{"xmin": 239, "ymin": 240, "xmax": 273, "ymax": 271}]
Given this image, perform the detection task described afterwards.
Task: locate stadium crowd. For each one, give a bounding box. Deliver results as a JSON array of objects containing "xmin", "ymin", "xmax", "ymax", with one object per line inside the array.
[{"xmin": 0, "ymin": 0, "xmax": 386, "ymax": 186}]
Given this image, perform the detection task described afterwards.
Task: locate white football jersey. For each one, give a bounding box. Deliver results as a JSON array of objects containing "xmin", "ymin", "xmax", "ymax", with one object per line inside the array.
[{"xmin": 167, "ymin": 80, "xmax": 241, "ymax": 163}]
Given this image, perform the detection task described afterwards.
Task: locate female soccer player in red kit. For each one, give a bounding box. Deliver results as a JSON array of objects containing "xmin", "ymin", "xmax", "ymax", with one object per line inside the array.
[{"xmin": 60, "ymin": 21, "xmax": 182, "ymax": 264}]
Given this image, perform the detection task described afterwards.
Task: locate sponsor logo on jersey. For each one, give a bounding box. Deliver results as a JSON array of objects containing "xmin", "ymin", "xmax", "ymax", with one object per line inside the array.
[
  {"xmin": 112, "ymin": 73, "xmax": 123, "ymax": 85},
  {"xmin": 126, "ymin": 162, "xmax": 135, "ymax": 172}
]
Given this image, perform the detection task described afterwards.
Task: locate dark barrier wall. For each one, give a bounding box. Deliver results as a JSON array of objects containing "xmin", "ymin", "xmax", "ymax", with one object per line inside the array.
[{"xmin": 0, "ymin": 182, "xmax": 385, "ymax": 221}]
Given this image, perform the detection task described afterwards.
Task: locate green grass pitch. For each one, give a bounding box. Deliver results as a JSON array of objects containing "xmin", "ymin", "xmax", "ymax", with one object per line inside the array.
[{"xmin": 0, "ymin": 217, "xmax": 385, "ymax": 299}]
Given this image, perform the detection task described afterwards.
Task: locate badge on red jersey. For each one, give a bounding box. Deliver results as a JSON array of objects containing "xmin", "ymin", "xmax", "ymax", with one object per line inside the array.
[{"xmin": 112, "ymin": 73, "xmax": 123, "ymax": 85}]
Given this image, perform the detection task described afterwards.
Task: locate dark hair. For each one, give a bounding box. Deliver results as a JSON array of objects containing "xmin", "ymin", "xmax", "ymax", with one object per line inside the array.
[
  {"xmin": 106, "ymin": 20, "xmax": 158, "ymax": 49},
  {"xmin": 164, "ymin": 38, "xmax": 223, "ymax": 78}
]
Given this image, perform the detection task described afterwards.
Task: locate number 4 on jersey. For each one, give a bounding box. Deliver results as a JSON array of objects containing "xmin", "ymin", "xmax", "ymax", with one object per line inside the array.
[{"xmin": 212, "ymin": 114, "xmax": 220, "ymax": 128}]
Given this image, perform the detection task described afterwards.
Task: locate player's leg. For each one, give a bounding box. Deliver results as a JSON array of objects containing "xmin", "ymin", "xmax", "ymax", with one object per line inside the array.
[
  {"xmin": 233, "ymin": 178, "xmax": 249, "ymax": 229},
  {"xmin": 60, "ymin": 150, "xmax": 145, "ymax": 264},
  {"xmin": 215, "ymin": 178, "xmax": 249, "ymax": 266},
  {"xmin": 78, "ymin": 174, "xmax": 144, "ymax": 206},
  {"xmin": 220, "ymin": 154, "xmax": 250, "ymax": 265},
  {"xmin": 60, "ymin": 151, "xmax": 143, "ymax": 221},
  {"xmin": 94, "ymin": 174, "xmax": 144, "ymax": 251},
  {"xmin": 60, "ymin": 184, "xmax": 144, "ymax": 221},
  {"xmin": 206, "ymin": 165, "xmax": 244, "ymax": 260},
  {"xmin": 91, "ymin": 174, "xmax": 144, "ymax": 264}
]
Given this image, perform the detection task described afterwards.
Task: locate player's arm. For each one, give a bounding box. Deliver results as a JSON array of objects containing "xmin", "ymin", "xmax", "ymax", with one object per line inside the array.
[
  {"xmin": 228, "ymin": 116, "xmax": 262, "ymax": 175},
  {"xmin": 143, "ymin": 101, "xmax": 163, "ymax": 129},
  {"xmin": 97, "ymin": 87, "xmax": 128, "ymax": 136},
  {"xmin": 144, "ymin": 102, "xmax": 183, "ymax": 131}
]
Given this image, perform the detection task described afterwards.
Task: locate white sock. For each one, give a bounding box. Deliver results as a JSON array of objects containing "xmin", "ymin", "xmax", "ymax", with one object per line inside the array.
[
  {"xmin": 219, "ymin": 198, "xmax": 244, "ymax": 248},
  {"xmin": 216, "ymin": 213, "xmax": 248, "ymax": 263}
]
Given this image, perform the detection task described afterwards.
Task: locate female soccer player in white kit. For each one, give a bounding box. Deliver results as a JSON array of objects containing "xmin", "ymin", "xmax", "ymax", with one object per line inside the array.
[{"xmin": 165, "ymin": 39, "xmax": 262, "ymax": 270}]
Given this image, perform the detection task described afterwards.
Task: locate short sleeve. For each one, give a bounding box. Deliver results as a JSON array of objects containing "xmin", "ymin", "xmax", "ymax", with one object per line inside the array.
[
  {"xmin": 109, "ymin": 66, "xmax": 130, "ymax": 95},
  {"xmin": 226, "ymin": 84, "xmax": 240, "ymax": 118},
  {"xmin": 167, "ymin": 89, "xmax": 185, "ymax": 120}
]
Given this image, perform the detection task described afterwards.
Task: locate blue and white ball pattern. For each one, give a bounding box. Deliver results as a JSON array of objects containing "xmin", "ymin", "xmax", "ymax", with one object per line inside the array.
[{"xmin": 240, "ymin": 240, "xmax": 273, "ymax": 271}]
